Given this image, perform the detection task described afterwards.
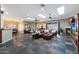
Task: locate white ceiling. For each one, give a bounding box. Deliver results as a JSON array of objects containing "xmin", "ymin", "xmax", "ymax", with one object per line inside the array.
[{"xmin": 1, "ymin": 4, "xmax": 79, "ymax": 21}]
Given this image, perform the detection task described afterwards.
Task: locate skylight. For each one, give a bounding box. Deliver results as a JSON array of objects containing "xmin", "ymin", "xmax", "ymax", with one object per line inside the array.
[{"xmin": 57, "ymin": 6, "xmax": 64, "ymax": 15}]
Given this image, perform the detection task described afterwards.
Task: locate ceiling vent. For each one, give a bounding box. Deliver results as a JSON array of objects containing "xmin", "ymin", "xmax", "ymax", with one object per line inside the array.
[{"xmin": 48, "ymin": 13, "xmax": 52, "ymax": 19}]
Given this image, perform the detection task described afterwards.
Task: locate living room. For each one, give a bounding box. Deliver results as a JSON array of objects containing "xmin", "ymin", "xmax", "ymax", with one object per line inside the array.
[{"xmin": 0, "ymin": 4, "xmax": 79, "ymax": 54}]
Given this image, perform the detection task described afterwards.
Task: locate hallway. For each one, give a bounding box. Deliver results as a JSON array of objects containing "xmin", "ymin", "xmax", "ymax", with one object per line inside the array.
[{"xmin": 0, "ymin": 33, "xmax": 77, "ymax": 54}]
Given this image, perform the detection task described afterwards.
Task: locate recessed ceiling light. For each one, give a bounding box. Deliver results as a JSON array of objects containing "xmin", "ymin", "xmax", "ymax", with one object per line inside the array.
[
  {"xmin": 57, "ymin": 6, "xmax": 64, "ymax": 15},
  {"xmin": 1, "ymin": 7, "xmax": 5, "ymax": 10},
  {"xmin": 38, "ymin": 14, "xmax": 46, "ymax": 18},
  {"xmin": 40, "ymin": 4, "xmax": 45, "ymax": 11},
  {"xmin": 41, "ymin": 8, "xmax": 44, "ymax": 11},
  {"xmin": 27, "ymin": 17, "xmax": 35, "ymax": 20}
]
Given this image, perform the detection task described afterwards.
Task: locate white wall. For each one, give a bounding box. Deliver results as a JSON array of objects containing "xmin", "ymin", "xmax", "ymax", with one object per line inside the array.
[
  {"xmin": 18, "ymin": 23, "xmax": 24, "ymax": 33},
  {"xmin": 60, "ymin": 19, "xmax": 70, "ymax": 33},
  {"xmin": 1, "ymin": 15, "xmax": 4, "ymax": 28}
]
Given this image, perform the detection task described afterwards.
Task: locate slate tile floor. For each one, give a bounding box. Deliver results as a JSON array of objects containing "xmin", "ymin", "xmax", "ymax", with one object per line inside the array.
[{"xmin": 0, "ymin": 33, "xmax": 77, "ymax": 54}]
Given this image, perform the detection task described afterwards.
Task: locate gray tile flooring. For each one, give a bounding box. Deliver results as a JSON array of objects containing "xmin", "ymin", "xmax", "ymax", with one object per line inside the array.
[{"xmin": 0, "ymin": 34, "xmax": 77, "ymax": 54}]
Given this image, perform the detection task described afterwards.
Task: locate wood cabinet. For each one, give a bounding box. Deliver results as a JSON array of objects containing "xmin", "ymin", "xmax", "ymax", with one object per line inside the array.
[
  {"xmin": 77, "ymin": 14, "xmax": 79, "ymax": 53},
  {"xmin": 70, "ymin": 14, "xmax": 79, "ymax": 53}
]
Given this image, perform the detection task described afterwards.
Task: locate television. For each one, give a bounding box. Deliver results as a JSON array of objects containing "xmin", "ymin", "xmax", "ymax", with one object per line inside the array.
[{"xmin": 71, "ymin": 23, "xmax": 76, "ymax": 34}]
